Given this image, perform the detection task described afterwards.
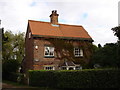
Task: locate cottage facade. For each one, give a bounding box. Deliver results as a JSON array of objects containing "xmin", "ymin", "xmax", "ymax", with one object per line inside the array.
[{"xmin": 23, "ymin": 10, "xmax": 93, "ymax": 72}]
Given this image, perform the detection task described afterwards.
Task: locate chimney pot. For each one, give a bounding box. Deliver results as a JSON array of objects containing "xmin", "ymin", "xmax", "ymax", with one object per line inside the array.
[{"xmin": 50, "ymin": 10, "xmax": 59, "ymax": 25}]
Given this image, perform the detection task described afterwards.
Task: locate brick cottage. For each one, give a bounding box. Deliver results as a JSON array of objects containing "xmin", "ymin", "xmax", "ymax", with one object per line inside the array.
[{"xmin": 22, "ymin": 10, "xmax": 93, "ymax": 72}]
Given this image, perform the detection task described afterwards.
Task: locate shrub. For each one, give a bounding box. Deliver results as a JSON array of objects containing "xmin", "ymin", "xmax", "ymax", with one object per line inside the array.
[
  {"xmin": 2, "ymin": 59, "xmax": 20, "ymax": 80},
  {"xmin": 29, "ymin": 70, "xmax": 57, "ymax": 87},
  {"xmin": 29, "ymin": 69, "xmax": 120, "ymax": 88}
]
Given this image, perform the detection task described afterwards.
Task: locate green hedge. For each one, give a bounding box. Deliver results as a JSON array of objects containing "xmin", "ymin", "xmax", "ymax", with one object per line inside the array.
[
  {"xmin": 29, "ymin": 70, "xmax": 57, "ymax": 87},
  {"xmin": 29, "ymin": 69, "xmax": 120, "ymax": 88}
]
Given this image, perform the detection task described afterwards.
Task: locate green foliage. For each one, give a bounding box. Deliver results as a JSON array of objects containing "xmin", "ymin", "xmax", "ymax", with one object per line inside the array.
[
  {"xmin": 29, "ymin": 70, "xmax": 57, "ymax": 87},
  {"xmin": 91, "ymin": 44, "xmax": 99, "ymax": 53},
  {"xmin": 111, "ymin": 26, "xmax": 120, "ymax": 41},
  {"xmin": 111, "ymin": 26, "xmax": 120, "ymax": 68},
  {"xmin": 2, "ymin": 30, "xmax": 25, "ymax": 63},
  {"xmin": 45, "ymin": 38, "xmax": 93, "ymax": 66},
  {"xmin": 91, "ymin": 43, "xmax": 119, "ymax": 68},
  {"xmin": 2, "ymin": 59, "xmax": 20, "ymax": 81},
  {"xmin": 3, "ymin": 59, "xmax": 20, "ymax": 73},
  {"xmin": 29, "ymin": 69, "xmax": 120, "ymax": 88},
  {"xmin": 2, "ymin": 31, "xmax": 14, "ymax": 61},
  {"xmin": 7, "ymin": 73, "xmax": 20, "ymax": 82}
]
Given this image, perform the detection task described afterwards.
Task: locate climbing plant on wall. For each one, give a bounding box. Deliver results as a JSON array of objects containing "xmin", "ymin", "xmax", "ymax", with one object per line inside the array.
[{"xmin": 44, "ymin": 38, "xmax": 93, "ymax": 67}]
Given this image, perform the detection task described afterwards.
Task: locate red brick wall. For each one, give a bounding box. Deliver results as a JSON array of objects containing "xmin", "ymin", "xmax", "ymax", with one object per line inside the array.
[
  {"xmin": 24, "ymin": 26, "xmax": 34, "ymax": 72},
  {"xmin": 32, "ymin": 38, "xmax": 93, "ymax": 70},
  {"xmin": 33, "ymin": 38, "xmax": 60, "ymax": 70},
  {"xmin": 24, "ymin": 26, "xmax": 93, "ymax": 71}
]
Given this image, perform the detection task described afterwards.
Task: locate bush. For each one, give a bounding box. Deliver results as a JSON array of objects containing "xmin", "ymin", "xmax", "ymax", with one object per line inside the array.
[
  {"xmin": 91, "ymin": 43, "xmax": 119, "ymax": 68},
  {"xmin": 8, "ymin": 73, "xmax": 20, "ymax": 82},
  {"xmin": 29, "ymin": 69, "xmax": 120, "ymax": 88},
  {"xmin": 3, "ymin": 59, "xmax": 20, "ymax": 72},
  {"xmin": 29, "ymin": 70, "xmax": 57, "ymax": 87},
  {"xmin": 2, "ymin": 59, "xmax": 20, "ymax": 81}
]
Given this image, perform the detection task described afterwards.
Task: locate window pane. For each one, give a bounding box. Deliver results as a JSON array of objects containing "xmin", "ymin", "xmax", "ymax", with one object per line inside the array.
[
  {"xmin": 50, "ymin": 52, "xmax": 53, "ymax": 55},
  {"xmin": 80, "ymin": 49, "xmax": 83, "ymax": 56},
  {"xmin": 45, "ymin": 66, "xmax": 54, "ymax": 70},
  {"xmin": 50, "ymin": 47, "xmax": 54, "ymax": 52},
  {"xmin": 74, "ymin": 47, "xmax": 83, "ymax": 57},
  {"xmin": 44, "ymin": 46, "xmax": 54, "ymax": 57}
]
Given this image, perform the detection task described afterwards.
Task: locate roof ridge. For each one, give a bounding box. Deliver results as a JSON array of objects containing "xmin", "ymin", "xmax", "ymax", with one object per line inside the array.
[
  {"xmin": 59, "ymin": 23, "xmax": 82, "ymax": 27},
  {"xmin": 28, "ymin": 20, "xmax": 83, "ymax": 27},
  {"xmin": 28, "ymin": 20, "xmax": 51, "ymax": 24}
]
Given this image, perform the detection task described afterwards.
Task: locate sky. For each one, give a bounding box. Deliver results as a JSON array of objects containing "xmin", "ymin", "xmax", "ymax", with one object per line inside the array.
[{"xmin": 0, "ymin": 0, "xmax": 119, "ymax": 46}]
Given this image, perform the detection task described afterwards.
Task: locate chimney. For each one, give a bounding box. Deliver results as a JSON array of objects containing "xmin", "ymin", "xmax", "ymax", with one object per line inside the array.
[{"xmin": 50, "ymin": 10, "xmax": 59, "ymax": 25}]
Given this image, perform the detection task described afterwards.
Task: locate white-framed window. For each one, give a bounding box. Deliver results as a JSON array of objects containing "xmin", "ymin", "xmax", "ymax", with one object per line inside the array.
[
  {"xmin": 44, "ymin": 66, "xmax": 55, "ymax": 70},
  {"xmin": 62, "ymin": 67, "xmax": 67, "ymax": 70},
  {"xmin": 28, "ymin": 32, "xmax": 31, "ymax": 38},
  {"xmin": 74, "ymin": 48, "xmax": 83, "ymax": 57},
  {"xmin": 44, "ymin": 46, "xmax": 54, "ymax": 57}
]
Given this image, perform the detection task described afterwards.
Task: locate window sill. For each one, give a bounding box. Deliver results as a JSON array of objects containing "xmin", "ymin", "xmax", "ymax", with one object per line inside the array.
[
  {"xmin": 74, "ymin": 56, "xmax": 84, "ymax": 58},
  {"xmin": 44, "ymin": 56, "xmax": 55, "ymax": 58}
]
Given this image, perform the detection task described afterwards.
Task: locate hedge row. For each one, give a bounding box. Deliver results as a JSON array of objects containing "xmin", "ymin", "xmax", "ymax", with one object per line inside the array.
[{"xmin": 29, "ymin": 69, "xmax": 120, "ymax": 88}]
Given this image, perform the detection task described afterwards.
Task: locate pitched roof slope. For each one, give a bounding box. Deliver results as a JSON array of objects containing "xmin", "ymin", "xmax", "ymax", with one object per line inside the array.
[{"xmin": 28, "ymin": 20, "xmax": 92, "ymax": 40}]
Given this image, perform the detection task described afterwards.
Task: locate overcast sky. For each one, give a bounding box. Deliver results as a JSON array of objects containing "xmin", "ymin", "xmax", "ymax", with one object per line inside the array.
[{"xmin": 0, "ymin": 0, "xmax": 119, "ymax": 46}]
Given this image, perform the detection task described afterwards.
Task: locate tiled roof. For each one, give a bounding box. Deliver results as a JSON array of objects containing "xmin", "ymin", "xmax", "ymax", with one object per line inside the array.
[{"xmin": 28, "ymin": 20, "xmax": 93, "ymax": 40}]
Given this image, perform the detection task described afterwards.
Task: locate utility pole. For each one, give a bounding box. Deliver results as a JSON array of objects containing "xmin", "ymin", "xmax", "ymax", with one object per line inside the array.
[
  {"xmin": 0, "ymin": 19, "xmax": 2, "ymax": 90},
  {"xmin": 118, "ymin": 2, "xmax": 120, "ymax": 68},
  {"xmin": 0, "ymin": 20, "xmax": 2, "ymax": 58},
  {"xmin": 118, "ymin": 1, "xmax": 120, "ymax": 26}
]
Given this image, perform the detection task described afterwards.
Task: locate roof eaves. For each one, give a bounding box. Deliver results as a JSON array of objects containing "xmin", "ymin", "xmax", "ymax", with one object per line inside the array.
[{"xmin": 32, "ymin": 34, "xmax": 94, "ymax": 42}]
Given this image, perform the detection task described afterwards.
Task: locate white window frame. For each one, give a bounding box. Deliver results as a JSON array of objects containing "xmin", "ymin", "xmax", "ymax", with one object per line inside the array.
[
  {"xmin": 44, "ymin": 66, "xmax": 55, "ymax": 70},
  {"xmin": 28, "ymin": 32, "xmax": 31, "ymax": 38},
  {"xmin": 44, "ymin": 46, "xmax": 54, "ymax": 57},
  {"xmin": 74, "ymin": 47, "xmax": 83, "ymax": 57}
]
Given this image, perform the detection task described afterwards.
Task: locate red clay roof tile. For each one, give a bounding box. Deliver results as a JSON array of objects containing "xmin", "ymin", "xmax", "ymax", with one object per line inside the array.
[{"xmin": 28, "ymin": 20, "xmax": 92, "ymax": 40}]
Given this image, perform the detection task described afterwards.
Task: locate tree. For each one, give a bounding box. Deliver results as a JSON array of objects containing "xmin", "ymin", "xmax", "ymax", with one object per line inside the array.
[
  {"xmin": 98, "ymin": 43, "xmax": 102, "ymax": 48},
  {"xmin": 3, "ymin": 59, "xmax": 20, "ymax": 74},
  {"xmin": 13, "ymin": 32, "xmax": 25, "ymax": 62},
  {"xmin": 2, "ymin": 30, "xmax": 25, "ymax": 81},
  {"xmin": 111, "ymin": 26, "xmax": 120, "ymax": 41},
  {"xmin": 111, "ymin": 26, "xmax": 120, "ymax": 68},
  {"xmin": 2, "ymin": 30, "xmax": 25, "ymax": 63},
  {"xmin": 2, "ymin": 59, "xmax": 20, "ymax": 81},
  {"xmin": 91, "ymin": 43, "xmax": 119, "ymax": 68}
]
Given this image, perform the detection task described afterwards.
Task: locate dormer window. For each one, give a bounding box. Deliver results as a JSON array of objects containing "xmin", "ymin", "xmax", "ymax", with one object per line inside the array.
[
  {"xmin": 44, "ymin": 46, "xmax": 54, "ymax": 57},
  {"xmin": 28, "ymin": 32, "xmax": 31, "ymax": 38},
  {"xmin": 74, "ymin": 48, "xmax": 83, "ymax": 57}
]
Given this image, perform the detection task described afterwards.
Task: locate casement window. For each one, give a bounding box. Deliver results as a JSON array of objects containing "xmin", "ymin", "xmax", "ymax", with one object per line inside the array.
[
  {"xmin": 28, "ymin": 32, "xmax": 31, "ymax": 38},
  {"xmin": 44, "ymin": 66, "xmax": 55, "ymax": 70},
  {"xmin": 44, "ymin": 46, "xmax": 54, "ymax": 57},
  {"xmin": 74, "ymin": 48, "xmax": 83, "ymax": 57},
  {"xmin": 62, "ymin": 67, "xmax": 67, "ymax": 70}
]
